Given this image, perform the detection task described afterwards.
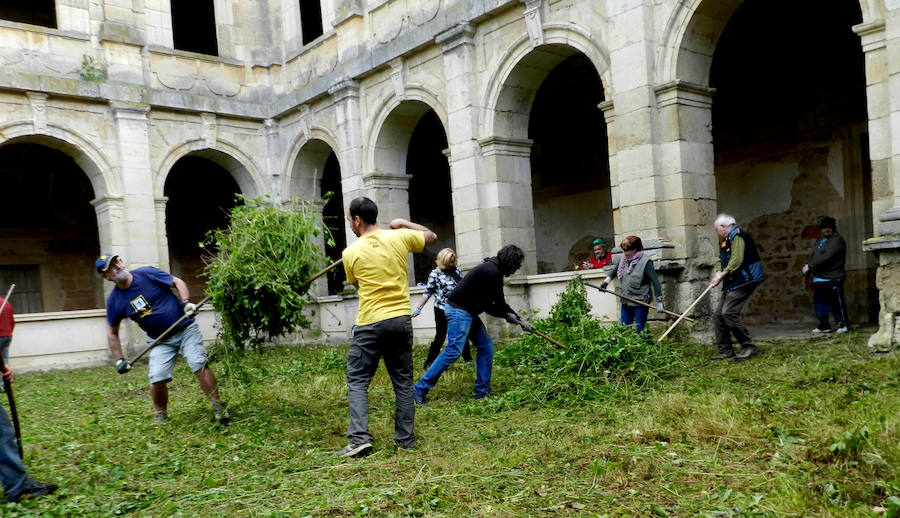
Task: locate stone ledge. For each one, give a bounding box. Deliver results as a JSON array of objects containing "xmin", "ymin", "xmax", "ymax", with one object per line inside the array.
[
  {"xmin": 863, "ymin": 235, "xmax": 900, "ymax": 252},
  {"xmin": 0, "ymin": 19, "xmax": 90, "ymax": 41}
]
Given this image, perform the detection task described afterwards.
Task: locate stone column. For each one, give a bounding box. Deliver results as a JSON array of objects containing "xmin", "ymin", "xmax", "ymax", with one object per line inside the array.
[
  {"xmin": 265, "ymin": 118, "xmax": 284, "ymax": 203},
  {"xmin": 858, "ymin": 18, "xmax": 897, "ymax": 351},
  {"xmin": 476, "ymin": 136, "xmax": 538, "ymax": 274},
  {"xmin": 110, "ymin": 101, "xmax": 161, "ymax": 268},
  {"xmin": 154, "ymin": 196, "xmax": 170, "ymax": 273},
  {"xmin": 653, "ymin": 81, "xmax": 718, "ymax": 263},
  {"xmin": 328, "ymin": 79, "xmax": 365, "ymax": 246},
  {"xmin": 606, "ymin": 1, "xmax": 664, "ymax": 241},
  {"xmin": 436, "ymin": 23, "xmax": 486, "ymax": 269}
]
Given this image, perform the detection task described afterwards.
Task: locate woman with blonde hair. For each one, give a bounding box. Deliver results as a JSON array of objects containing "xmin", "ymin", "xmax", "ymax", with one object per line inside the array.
[{"xmin": 412, "ymin": 248, "xmax": 472, "ymax": 369}]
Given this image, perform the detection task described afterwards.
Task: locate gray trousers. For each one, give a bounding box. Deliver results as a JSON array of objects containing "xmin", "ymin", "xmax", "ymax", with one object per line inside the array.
[
  {"xmin": 714, "ymin": 283, "xmax": 759, "ymax": 352},
  {"xmin": 346, "ymin": 315, "xmax": 415, "ymax": 448}
]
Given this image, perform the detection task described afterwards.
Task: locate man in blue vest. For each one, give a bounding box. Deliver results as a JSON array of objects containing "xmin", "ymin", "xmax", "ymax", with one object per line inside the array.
[{"xmin": 709, "ymin": 214, "xmax": 765, "ymax": 362}]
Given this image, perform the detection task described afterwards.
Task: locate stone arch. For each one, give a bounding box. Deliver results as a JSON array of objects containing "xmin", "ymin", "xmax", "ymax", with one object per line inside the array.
[
  {"xmin": 0, "ymin": 129, "xmax": 113, "ymax": 312},
  {"xmin": 482, "ymin": 27, "xmax": 611, "ymax": 139},
  {"xmin": 656, "ymin": 0, "xmax": 881, "ymax": 85},
  {"xmin": 698, "ymin": 0, "xmax": 876, "ymax": 327},
  {"xmin": 0, "ymin": 122, "xmax": 119, "ymax": 197},
  {"xmin": 365, "ymin": 88, "xmax": 447, "ymax": 175},
  {"xmin": 154, "ymin": 139, "xmax": 265, "ymax": 198},
  {"xmin": 283, "ymin": 127, "xmax": 341, "ymax": 201}
]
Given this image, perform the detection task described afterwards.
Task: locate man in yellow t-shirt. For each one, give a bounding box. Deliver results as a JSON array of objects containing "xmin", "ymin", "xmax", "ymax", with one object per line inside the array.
[{"xmin": 336, "ymin": 197, "xmax": 437, "ymax": 458}]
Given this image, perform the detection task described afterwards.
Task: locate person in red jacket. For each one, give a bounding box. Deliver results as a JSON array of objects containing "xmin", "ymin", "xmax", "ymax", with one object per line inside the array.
[
  {"xmin": 0, "ymin": 296, "xmax": 58, "ymax": 503},
  {"xmin": 580, "ymin": 238, "xmax": 613, "ymax": 270}
]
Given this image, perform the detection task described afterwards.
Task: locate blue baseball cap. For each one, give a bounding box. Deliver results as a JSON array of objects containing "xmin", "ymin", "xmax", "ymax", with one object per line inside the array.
[
  {"xmin": 95, "ymin": 253, "xmax": 120, "ymax": 274},
  {"xmin": 591, "ymin": 238, "xmax": 606, "ymax": 246}
]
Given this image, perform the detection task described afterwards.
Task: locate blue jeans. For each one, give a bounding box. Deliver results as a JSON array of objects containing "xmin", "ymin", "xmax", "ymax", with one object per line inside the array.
[
  {"xmin": 812, "ymin": 279, "xmax": 849, "ymax": 330},
  {"xmin": 0, "ymin": 339, "xmax": 31, "ymax": 502},
  {"xmin": 415, "ymin": 305, "xmax": 494, "ymax": 398},
  {"xmin": 620, "ymin": 304, "xmax": 649, "ymax": 334}
]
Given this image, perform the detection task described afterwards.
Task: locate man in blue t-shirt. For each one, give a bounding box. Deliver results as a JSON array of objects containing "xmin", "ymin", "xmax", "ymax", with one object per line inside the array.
[{"xmin": 96, "ymin": 254, "xmax": 228, "ymax": 424}]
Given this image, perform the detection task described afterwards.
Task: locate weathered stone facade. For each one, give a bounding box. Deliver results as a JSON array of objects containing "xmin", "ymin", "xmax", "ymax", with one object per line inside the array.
[{"xmin": 1, "ymin": 0, "xmax": 898, "ymax": 368}]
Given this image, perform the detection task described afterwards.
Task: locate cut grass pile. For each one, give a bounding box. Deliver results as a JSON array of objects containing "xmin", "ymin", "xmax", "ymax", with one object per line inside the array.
[
  {"xmin": 2, "ymin": 330, "xmax": 898, "ymax": 516},
  {"xmin": 494, "ymin": 278, "xmax": 681, "ymax": 407}
]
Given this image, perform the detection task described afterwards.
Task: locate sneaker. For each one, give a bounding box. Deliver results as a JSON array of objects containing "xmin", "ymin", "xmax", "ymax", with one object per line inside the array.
[
  {"xmin": 8, "ymin": 482, "xmax": 58, "ymax": 502},
  {"xmin": 733, "ymin": 345, "xmax": 757, "ymax": 362},
  {"xmin": 335, "ymin": 442, "xmax": 373, "ymax": 458},
  {"xmin": 835, "ymin": 326, "xmax": 849, "ymax": 334},
  {"xmin": 152, "ymin": 411, "xmax": 168, "ymax": 424},
  {"xmin": 413, "ymin": 389, "xmax": 427, "ymax": 406},
  {"xmin": 710, "ymin": 351, "xmax": 735, "ymax": 361},
  {"xmin": 211, "ymin": 401, "xmax": 230, "ymax": 424},
  {"xmin": 812, "ymin": 327, "xmax": 832, "ymax": 334}
]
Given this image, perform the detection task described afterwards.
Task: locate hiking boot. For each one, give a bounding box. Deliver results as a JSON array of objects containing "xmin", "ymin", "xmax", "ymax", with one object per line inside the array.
[
  {"xmin": 211, "ymin": 401, "xmax": 230, "ymax": 424},
  {"xmin": 812, "ymin": 327, "xmax": 832, "ymax": 334},
  {"xmin": 733, "ymin": 346, "xmax": 757, "ymax": 362},
  {"xmin": 414, "ymin": 389, "xmax": 427, "ymax": 406},
  {"xmin": 335, "ymin": 442, "xmax": 373, "ymax": 458},
  {"xmin": 835, "ymin": 326, "xmax": 849, "ymax": 334},
  {"xmin": 710, "ymin": 350, "xmax": 734, "ymax": 361},
  {"xmin": 8, "ymin": 482, "xmax": 58, "ymax": 503},
  {"xmin": 151, "ymin": 411, "xmax": 168, "ymax": 424}
]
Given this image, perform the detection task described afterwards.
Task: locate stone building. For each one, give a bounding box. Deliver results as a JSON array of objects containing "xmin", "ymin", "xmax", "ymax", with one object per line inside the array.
[{"xmin": 0, "ymin": 0, "xmax": 896, "ymax": 369}]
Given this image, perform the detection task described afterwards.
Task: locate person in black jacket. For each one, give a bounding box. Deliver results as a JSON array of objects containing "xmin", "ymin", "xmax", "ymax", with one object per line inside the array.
[
  {"xmin": 413, "ymin": 245, "xmax": 530, "ymax": 404},
  {"xmin": 802, "ymin": 216, "xmax": 849, "ymax": 334}
]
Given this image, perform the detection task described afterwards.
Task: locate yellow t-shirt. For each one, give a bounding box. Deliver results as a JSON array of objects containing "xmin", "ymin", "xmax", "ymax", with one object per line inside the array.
[{"xmin": 342, "ymin": 228, "xmax": 425, "ymax": 326}]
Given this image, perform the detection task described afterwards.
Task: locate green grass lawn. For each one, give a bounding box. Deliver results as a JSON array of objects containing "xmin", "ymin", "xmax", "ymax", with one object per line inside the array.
[{"xmin": 3, "ymin": 331, "xmax": 899, "ymax": 517}]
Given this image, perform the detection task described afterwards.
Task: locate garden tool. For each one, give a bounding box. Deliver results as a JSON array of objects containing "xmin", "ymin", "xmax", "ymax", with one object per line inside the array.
[
  {"xmin": 301, "ymin": 258, "xmax": 343, "ymax": 287},
  {"xmin": 0, "ymin": 283, "xmax": 24, "ymax": 459},
  {"xmin": 511, "ymin": 315, "xmax": 567, "ymax": 349},
  {"xmin": 580, "ymin": 278, "xmax": 695, "ymax": 323},
  {"xmin": 657, "ymin": 283, "xmax": 714, "ymax": 343},
  {"xmin": 127, "ymin": 296, "xmax": 212, "ymax": 367}
]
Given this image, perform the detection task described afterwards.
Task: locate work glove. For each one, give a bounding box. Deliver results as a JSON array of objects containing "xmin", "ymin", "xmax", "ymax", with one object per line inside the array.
[
  {"xmin": 505, "ymin": 312, "xmax": 520, "ymax": 325},
  {"xmin": 115, "ymin": 358, "xmax": 131, "ymax": 374},
  {"xmin": 182, "ymin": 300, "xmax": 197, "ymax": 316},
  {"xmin": 599, "ymin": 281, "xmax": 609, "ymax": 290},
  {"xmin": 801, "ymin": 264, "xmax": 810, "ymax": 276},
  {"xmin": 519, "ymin": 321, "xmax": 536, "ymax": 333},
  {"xmin": 411, "ymin": 307, "xmax": 422, "ymax": 318},
  {"xmin": 656, "ymin": 301, "xmax": 665, "ymax": 313}
]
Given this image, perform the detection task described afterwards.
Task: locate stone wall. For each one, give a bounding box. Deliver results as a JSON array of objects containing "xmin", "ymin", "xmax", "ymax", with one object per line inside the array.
[{"xmin": 0, "ymin": 0, "xmax": 897, "ymax": 365}]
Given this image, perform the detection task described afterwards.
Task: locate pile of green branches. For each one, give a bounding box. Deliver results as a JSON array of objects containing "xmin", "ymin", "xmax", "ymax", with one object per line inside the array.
[
  {"xmin": 202, "ymin": 196, "xmax": 331, "ymax": 355},
  {"xmin": 494, "ymin": 277, "xmax": 682, "ymax": 407}
]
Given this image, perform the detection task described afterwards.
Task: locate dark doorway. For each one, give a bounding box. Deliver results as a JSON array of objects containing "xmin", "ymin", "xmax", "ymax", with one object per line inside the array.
[
  {"xmin": 0, "ymin": 142, "xmax": 100, "ymax": 312},
  {"xmin": 171, "ymin": 0, "xmax": 218, "ymax": 55},
  {"xmin": 300, "ymin": 0, "xmax": 324, "ymax": 45},
  {"xmin": 320, "ymin": 152, "xmax": 347, "ymax": 295},
  {"xmin": 710, "ymin": 0, "xmax": 875, "ymax": 325},
  {"xmin": 164, "ymin": 155, "xmax": 240, "ymax": 296},
  {"xmin": 407, "ymin": 110, "xmax": 454, "ymax": 284},
  {"xmin": 528, "ymin": 53, "xmax": 611, "ymax": 273},
  {"xmin": 0, "ymin": 0, "xmax": 56, "ymax": 28}
]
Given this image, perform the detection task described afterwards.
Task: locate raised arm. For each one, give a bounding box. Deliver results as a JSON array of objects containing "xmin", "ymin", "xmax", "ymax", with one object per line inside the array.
[{"xmin": 389, "ymin": 218, "xmax": 438, "ymax": 245}]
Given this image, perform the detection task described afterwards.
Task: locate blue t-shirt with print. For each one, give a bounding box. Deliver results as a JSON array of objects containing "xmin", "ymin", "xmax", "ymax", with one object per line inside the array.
[{"xmin": 105, "ymin": 266, "xmax": 192, "ymax": 339}]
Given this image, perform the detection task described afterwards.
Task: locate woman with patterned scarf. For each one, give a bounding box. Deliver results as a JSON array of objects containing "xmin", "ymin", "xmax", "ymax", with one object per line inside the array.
[
  {"xmin": 411, "ymin": 248, "xmax": 473, "ymax": 369},
  {"xmin": 598, "ymin": 236, "xmax": 664, "ymax": 335}
]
